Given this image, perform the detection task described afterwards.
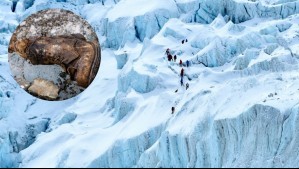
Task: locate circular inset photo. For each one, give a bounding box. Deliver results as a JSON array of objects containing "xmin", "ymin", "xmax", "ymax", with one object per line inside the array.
[{"xmin": 8, "ymin": 9, "xmax": 101, "ymax": 101}]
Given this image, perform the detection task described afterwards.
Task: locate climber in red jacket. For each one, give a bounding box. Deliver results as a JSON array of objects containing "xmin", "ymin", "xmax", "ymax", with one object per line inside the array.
[
  {"xmin": 167, "ymin": 54, "xmax": 173, "ymax": 61},
  {"xmin": 180, "ymin": 68, "xmax": 184, "ymax": 77}
]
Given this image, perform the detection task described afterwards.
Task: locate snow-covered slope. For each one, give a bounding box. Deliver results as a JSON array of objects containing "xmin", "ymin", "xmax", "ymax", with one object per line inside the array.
[{"xmin": 1, "ymin": 0, "xmax": 299, "ymax": 167}]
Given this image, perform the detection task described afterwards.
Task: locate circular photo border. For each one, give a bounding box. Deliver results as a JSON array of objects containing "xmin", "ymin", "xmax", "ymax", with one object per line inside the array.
[{"xmin": 8, "ymin": 8, "xmax": 101, "ymax": 101}]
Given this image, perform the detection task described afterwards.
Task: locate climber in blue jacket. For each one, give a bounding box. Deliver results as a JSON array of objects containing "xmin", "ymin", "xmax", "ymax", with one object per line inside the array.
[{"xmin": 186, "ymin": 60, "xmax": 190, "ymax": 67}]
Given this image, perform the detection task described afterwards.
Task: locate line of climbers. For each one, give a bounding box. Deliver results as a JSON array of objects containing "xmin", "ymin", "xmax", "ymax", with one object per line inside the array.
[
  {"xmin": 165, "ymin": 39, "xmax": 191, "ymax": 115},
  {"xmin": 166, "ymin": 49, "xmax": 190, "ymax": 89}
]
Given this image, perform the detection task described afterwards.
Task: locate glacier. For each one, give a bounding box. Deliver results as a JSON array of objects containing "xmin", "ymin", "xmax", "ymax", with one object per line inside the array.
[{"xmin": 1, "ymin": 0, "xmax": 299, "ymax": 167}]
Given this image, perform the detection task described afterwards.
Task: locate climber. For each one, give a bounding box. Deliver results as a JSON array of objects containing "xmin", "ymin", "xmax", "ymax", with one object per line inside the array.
[
  {"xmin": 171, "ymin": 106, "xmax": 175, "ymax": 114},
  {"xmin": 179, "ymin": 59, "xmax": 183, "ymax": 67},
  {"xmin": 180, "ymin": 68, "xmax": 184, "ymax": 77},
  {"xmin": 167, "ymin": 54, "xmax": 173, "ymax": 61},
  {"xmin": 180, "ymin": 76, "xmax": 184, "ymax": 86},
  {"xmin": 166, "ymin": 48, "xmax": 170, "ymax": 55},
  {"xmin": 182, "ymin": 40, "xmax": 185, "ymax": 44},
  {"xmin": 186, "ymin": 83, "xmax": 189, "ymax": 90},
  {"xmin": 185, "ymin": 39, "xmax": 188, "ymax": 43},
  {"xmin": 186, "ymin": 60, "xmax": 190, "ymax": 67},
  {"xmin": 174, "ymin": 55, "xmax": 177, "ymax": 62}
]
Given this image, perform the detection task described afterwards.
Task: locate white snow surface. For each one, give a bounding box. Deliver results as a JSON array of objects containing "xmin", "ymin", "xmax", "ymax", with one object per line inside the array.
[
  {"xmin": 1, "ymin": 0, "xmax": 299, "ymax": 167},
  {"xmin": 106, "ymin": 0, "xmax": 177, "ymax": 22}
]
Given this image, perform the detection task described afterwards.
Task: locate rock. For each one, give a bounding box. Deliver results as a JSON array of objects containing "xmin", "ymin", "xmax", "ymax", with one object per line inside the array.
[
  {"xmin": 28, "ymin": 78, "xmax": 59, "ymax": 100},
  {"xmin": 15, "ymin": 77, "xmax": 30, "ymax": 90},
  {"xmin": 59, "ymin": 72, "xmax": 67, "ymax": 78}
]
